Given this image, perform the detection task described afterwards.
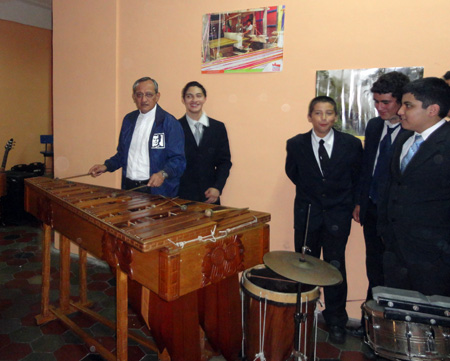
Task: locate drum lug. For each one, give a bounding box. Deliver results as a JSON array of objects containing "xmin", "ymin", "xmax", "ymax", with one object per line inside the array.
[
  {"xmin": 425, "ymin": 329, "xmax": 436, "ymax": 353},
  {"xmin": 405, "ymin": 323, "xmax": 413, "ymax": 357}
]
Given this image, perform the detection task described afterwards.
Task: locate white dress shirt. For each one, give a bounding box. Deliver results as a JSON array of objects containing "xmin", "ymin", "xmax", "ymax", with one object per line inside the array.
[
  {"xmin": 186, "ymin": 112, "xmax": 209, "ymax": 139},
  {"xmin": 400, "ymin": 119, "xmax": 446, "ymax": 164},
  {"xmin": 311, "ymin": 129, "xmax": 334, "ymax": 175},
  {"xmin": 372, "ymin": 120, "xmax": 402, "ymax": 174},
  {"xmin": 126, "ymin": 105, "xmax": 157, "ymax": 180}
]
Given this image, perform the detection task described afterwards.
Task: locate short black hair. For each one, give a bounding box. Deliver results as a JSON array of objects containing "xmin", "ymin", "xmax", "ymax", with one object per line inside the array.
[
  {"xmin": 403, "ymin": 77, "xmax": 450, "ymax": 118},
  {"xmin": 443, "ymin": 71, "xmax": 450, "ymax": 80},
  {"xmin": 371, "ymin": 71, "xmax": 410, "ymax": 104},
  {"xmin": 182, "ymin": 81, "xmax": 207, "ymax": 98},
  {"xmin": 308, "ymin": 96, "xmax": 338, "ymax": 116}
]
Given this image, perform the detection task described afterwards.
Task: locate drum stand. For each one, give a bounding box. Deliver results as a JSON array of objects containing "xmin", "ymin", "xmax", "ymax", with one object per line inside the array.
[
  {"xmin": 287, "ymin": 282, "xmax": 308, "ymax": 361},
  {"xmin": 264, "ymin": 205, "xmax": 343, "ymax": 361}
]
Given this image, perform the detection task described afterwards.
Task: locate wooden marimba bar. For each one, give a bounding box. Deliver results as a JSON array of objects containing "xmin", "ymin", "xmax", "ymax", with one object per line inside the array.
[{"xmin": 24, "ymin": 177, "xmax": 270, "ymax": 361}]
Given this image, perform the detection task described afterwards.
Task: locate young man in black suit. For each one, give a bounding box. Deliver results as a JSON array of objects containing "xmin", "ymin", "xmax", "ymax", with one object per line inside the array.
[
  {"xmin": 379, "ymin": 77, "xmax": 450, "ymax": 297},
  {"xmin": 350, "ymin": 72, "xmax": 410, "ymax": 337},
  {"xmin": 178, "ymin": 81, "xmax": 232, "ymax": 204},
  {"xmin": 286, "ymin": 96, "xmax": 363, "ymax": 344}
]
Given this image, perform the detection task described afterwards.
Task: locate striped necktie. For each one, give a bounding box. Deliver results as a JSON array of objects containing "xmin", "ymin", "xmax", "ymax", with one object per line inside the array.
[
  {"xmin": 400, "ymin": 135, "xmax": 424, "ymax": 172},
  {"xmin": 194, "ymin": 123, "xmax": 202, "ymax": 146}
]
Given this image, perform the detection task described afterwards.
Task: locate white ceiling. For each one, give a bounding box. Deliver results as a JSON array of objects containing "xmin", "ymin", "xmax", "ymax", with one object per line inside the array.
[{"xmin": 0, "ymin": 0, "xmax": 52, "ymax": 29}]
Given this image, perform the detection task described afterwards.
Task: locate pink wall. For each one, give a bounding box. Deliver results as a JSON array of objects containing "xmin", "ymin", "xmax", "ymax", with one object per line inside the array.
[
  {"xmin": 52, "ymin": 0, "xmax": 450, "ymax": 318},
  {"xmin": 0, "ymin": 20, "xmax": 52, "ymax": 168}
]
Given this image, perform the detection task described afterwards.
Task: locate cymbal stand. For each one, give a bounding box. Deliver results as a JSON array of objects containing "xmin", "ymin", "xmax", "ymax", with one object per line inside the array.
[
  {"xmin": 300, "ymin": 204, "xmax": 311, "ymax": 261},
  {"xmin": 287, "ymin": 204, "xmax": 312, "ymax": 361},
  {"xmin": 284, "ymin": 281, "xmax": 307, "ymax": 361}
]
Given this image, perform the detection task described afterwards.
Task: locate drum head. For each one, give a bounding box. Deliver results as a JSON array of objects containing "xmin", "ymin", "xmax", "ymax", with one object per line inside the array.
[{"xmin": 248, "ymin": 266, "xmax": 315, "ymax": 293}]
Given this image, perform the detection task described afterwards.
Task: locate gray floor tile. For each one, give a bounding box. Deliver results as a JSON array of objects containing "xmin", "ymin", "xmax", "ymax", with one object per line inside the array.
[
  {"xmin": 10, "ymin": 325, "xmax": 43, "ymax": 342},
  {"xmin": 31, "ymin": 334, "xmax": 65, "ymax": 352}
]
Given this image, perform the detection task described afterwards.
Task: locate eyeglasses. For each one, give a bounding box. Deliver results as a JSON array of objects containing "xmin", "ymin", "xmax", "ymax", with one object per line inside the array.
[{"xmin": 135, "ymin": 92, "xmax": 156, "ymax": 99}]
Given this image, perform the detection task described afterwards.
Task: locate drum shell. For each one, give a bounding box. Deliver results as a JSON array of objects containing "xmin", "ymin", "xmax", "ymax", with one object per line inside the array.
[
  {"xmin": 363, "ymin": 300, "xmax": 450, "ymax": 361},
  {"xmin": 241, "ymin": 265, "xmax": 320, "ymax": 361}
]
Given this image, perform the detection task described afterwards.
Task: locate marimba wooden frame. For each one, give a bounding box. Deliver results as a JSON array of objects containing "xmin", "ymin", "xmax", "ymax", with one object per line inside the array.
[
  {"xmin": 25, "ymin": 177, "xmax": 271, "ymax": 361},
  {"xmin": 36, "ymin": 224, "xmax": 160, "ymax": 361}
]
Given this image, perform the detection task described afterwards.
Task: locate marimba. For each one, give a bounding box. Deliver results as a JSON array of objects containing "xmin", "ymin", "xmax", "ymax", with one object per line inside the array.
[{"xmin": 24, "ymin": 177, "xmax": 270, "ymax": 361}]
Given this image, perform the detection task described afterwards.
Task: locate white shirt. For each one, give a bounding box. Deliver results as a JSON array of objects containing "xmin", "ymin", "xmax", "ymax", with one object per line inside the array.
[
  {"xmin": 311, "ymin": 129, "xmax": 334, "ymax": 175},
  {"xmin": 372, "ymin": 121, "xmax": 402, "ymax": 174},
  {"xmin": 186, "ymin": 112, "xmax": 209, "ymax": 139},
  {"xmin": 126, "ymin": 105, "xmax": 157, "ymax": 180},
  {"xmin": 400, "ymin": 119, "xmax": 446, "ymax": 164}
]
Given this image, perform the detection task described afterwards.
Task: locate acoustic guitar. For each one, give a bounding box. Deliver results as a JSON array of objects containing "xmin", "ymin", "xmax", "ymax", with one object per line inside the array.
[{"xmin": 0, "ymin": 138, "xmax": 14, "ymax": 197}]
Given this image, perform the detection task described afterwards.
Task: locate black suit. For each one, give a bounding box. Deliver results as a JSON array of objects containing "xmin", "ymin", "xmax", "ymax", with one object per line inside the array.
[
  {"xmin": 379, "ymin": 121, "xmax": 450, "ymax": 297},
  {"xmin": 357, "ymin": 117, "xmax": 407, "ymax": 301},
  {"xmin": 286, "ymin": 129, "xmax": 362, "ymax": 327},
  {"xmin": 178, "ymin": 115, "xmax": 232, "ymax": 204}
]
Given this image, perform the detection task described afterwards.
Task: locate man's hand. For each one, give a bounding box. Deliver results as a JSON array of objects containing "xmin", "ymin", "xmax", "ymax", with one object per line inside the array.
[
  {"xmin": 352, "ymin": 205, "xmax": 361, "ymax": 223},
  {"xmin": 148, "ymin": 171, "xmax": 165, "ymax": 188},
  {"xmin": 89, "ymin": 164, "xmax": 107, "ymax": 177},
  {"xmin": 205, "ymin": 187, "xmax": 220, "ymax": 204}
]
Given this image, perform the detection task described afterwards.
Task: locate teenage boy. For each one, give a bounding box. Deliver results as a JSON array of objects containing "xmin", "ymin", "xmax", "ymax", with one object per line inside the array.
[
  {"xmin": 178, "ymin": 81, "xmax": 232, "ymax": 204},
  {"xmin": 378, "ymin": 77, "xmax": 450, "ymax": 297},
  {"xmin": 286, "ymin": 96, "xmax": 363, "ymax": 344},
  {"xmin": 350, "ymin": 72, "xmax": 410, "ymax": 337}
]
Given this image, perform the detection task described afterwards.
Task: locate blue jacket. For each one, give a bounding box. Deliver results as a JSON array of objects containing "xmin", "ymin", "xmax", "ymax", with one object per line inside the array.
[{"xmin": 104, "ymin": 105, "xmax": 186, "ymax": 197}]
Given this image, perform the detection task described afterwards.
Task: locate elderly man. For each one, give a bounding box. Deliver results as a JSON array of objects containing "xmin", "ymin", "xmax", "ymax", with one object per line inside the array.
[{"xmin": 89, "ymin": 77, "xmax": 185, "ymax": 197}]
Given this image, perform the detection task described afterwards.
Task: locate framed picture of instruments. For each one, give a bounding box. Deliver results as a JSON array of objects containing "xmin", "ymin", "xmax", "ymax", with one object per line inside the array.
[
  {"xmin": 315, "ymin": 66, "xmax": 424, "ymax": 137},
  {"xmin": 201, "ymin": 5, "xmax": 285, "ymax": 73}
]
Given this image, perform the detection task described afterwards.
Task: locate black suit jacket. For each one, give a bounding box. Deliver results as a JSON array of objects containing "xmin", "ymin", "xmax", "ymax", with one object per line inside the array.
[
  {"xmin": 357, "ymin": 117, "xmax": 408, "ymax": 225},
  {"xmin": 178, "ymin": 115, "xmax": 232, "ymax": 203},
  {"xmin": 378, "ymin": 121, "xmax": 450, "ymax": 267},
  {"xmin": 286, "ymin": 129, "xmax": 363, "ymax": 238}
]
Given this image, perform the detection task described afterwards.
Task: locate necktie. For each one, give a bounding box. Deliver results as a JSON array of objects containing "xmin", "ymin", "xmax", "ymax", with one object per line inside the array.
[
  {"xmin": 319, "ymin": 139, "xmax": 329, "ymax": 173},
  {"xmin": 369, "ymin": 124, "xmax": 400, "ymax": 202},
  {"xmin": 400, "ymin": 135, "xmax": 424, "ymax": 172},
  {"xmin": 194, "ymin": 123, "xmax": 202, "ymax": 146}
]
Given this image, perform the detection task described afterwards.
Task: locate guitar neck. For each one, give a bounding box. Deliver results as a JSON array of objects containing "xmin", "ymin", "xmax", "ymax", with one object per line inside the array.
[
  {"xmin": 1, "ymin": 150, "xmax": 9, "ymax": 170},
  {"xmin": 1, "ymin": 138, "xmax": 14, "ymax": 171}
]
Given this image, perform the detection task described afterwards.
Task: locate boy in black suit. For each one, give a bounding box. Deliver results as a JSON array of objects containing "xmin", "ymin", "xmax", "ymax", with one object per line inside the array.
[
  {"xmin": 178, "ymin": 81, "xmax": 232, "ymax": 204},
  {"xmin": 379, "ymin": 77, "xmax": 450, "ymax": 297},
  {"xmin": 350, "ymin": 72, "xmax": 409, "ymax": 337},
  {"xmin": 286, "ymin": 96, "xmax": 362, "ymax": 344}
]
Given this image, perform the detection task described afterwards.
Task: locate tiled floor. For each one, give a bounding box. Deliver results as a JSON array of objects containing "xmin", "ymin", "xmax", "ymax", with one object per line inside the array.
[{"xmin": 0, "ymin": 220, "xmax": 377, "ymax": 361}]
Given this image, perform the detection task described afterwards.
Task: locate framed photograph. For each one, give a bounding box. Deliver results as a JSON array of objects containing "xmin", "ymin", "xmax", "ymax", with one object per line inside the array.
[
  {"xmin": 201, "ymin": 6, "xmax": 285, "ymax": 74},
  {"xmin": 316, "ymin": 66, "xmax": 424, "ymax": 136}
]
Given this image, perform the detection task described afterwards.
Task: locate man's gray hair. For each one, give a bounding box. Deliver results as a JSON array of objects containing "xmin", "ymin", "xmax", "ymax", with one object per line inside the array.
[{"xmin": 132, "ymin": 77, "xmax": 159, "ymax": 93}]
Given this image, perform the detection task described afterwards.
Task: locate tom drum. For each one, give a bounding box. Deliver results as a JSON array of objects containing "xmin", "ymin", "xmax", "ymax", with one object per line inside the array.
[{"xmin": 241, "ymin": 264, "xmax": 320, "ymax": 361}]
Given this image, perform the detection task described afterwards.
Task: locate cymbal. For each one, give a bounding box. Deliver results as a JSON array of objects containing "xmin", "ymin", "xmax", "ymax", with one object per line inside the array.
[{"xmin": 263, "ymin": 251, "xmax": 343, "ymax": 286}]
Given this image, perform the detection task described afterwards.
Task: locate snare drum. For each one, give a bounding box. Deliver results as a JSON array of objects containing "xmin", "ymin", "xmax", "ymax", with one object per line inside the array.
[
  {"xmin": 363, "ymin": 300, "xmax": 450, "ymax": 361},
  {"xmin": 241, "ymin": 264, "xmax": 320, "ymax": 361}
]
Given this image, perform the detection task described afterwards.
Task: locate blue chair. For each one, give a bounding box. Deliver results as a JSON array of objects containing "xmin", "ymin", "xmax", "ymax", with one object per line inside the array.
[{"xmin": 40, "ymin": 135, "xmax": 53, "ymax": 174}]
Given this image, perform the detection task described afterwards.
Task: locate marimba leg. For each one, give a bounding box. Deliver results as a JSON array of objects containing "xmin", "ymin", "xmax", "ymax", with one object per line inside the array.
[
  {"xmin": 147, "ymin": 290, "xmax": 201, "ymax": 361},
  {"xmin": 198, "ymin": 274, "xmax": 242, "ymax": 361},
  {"xmin": 59, "ymin": 235, "xmax": 71, "ymax": 313},
  {"xmin": 116, "ymin": 267, "xmax": 128, "ymax": 361},
  {"xmin": 36, "ymin": 223, "xmax": 52, "ymax": 324},
  {"xmin": 79, "ymin": 248, "xmax": 88, "ymax": 305}
]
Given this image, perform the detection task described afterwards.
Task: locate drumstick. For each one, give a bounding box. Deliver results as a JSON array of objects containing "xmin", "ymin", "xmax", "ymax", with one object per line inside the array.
[
  {"xmin": 57, "ymin": 173, "xmax": 91, "ymax": 180},
  {"xmin": 248, "ymin": 274, "xmax": 297, "ymax": 284},
  {"xmin": 159, "ymin": 196, "xmax": 188, "ymax": 210},
  {"xmin": 204, "ymin": 207, "xmax": 248, "ymax": 217},
  {"xmin": 126, "ymin": 184, "xmax": 149, "ymax": 192},
  {"xmin": 111, "ymin": 184, "xmax": 148, "ymax": 198}
]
